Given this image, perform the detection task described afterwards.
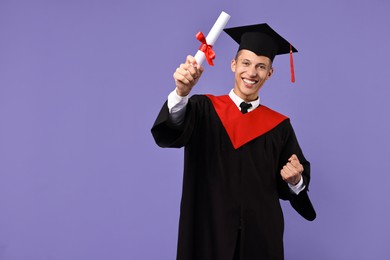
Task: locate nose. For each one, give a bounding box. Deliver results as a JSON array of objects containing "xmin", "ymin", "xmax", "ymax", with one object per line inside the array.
[{"xmin": 248, "ymin": 66, "xmax": 257, "ymax": 77}]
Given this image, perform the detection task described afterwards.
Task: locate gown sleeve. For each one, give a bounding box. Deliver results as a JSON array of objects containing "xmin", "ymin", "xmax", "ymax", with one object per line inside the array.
[
  {"xmin": 151, "ymin": 98, "xmax": 198, "ymax": 148},
  {"xmin": 276, "ymin": 120, "xmax": 316, "ymax": 221}
]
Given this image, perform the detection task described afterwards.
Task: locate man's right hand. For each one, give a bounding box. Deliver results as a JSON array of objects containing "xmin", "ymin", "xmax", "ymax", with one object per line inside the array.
[{"xmin": 173, "ymin": 55, "xmax": 204, "ymax": 97}]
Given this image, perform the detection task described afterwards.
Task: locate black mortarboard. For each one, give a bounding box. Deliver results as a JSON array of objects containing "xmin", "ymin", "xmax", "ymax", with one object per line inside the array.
[
  {"xmin": 224, "ymin": 23, "xmax": 297, "ymax": 82},
  {"xmin": 224, "ymin": 23, "xmax": 297, "ymax": 61}
]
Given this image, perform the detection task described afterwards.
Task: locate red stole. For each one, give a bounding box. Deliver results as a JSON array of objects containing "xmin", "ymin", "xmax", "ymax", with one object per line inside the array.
[{"xmin": 206, "ymin": 94, "xmax": 288, "ymax": 149}]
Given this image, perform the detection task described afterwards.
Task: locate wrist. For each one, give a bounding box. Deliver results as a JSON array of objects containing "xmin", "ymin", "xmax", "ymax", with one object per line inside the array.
[
  {"xmin": 176, "ymin": 87, "xmax": 190, "ymax": 97},
  {"xmin": 292, "ymin": 176, "xmax": 302, "ymax": 186}
]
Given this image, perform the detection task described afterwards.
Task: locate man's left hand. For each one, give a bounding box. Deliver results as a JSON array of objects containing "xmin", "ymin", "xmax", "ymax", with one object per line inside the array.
[{"xmin": 280, "ymin": 154, "xmax": 303, "ymax": 186}]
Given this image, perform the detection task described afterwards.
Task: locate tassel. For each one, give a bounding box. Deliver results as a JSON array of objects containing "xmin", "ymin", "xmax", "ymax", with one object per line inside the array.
[{"xmin": 290, "ymin": 44, "xmax": 295, "ymax": 83}]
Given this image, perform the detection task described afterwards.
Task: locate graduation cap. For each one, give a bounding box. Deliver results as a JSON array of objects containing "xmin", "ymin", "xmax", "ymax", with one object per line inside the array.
[{"xmin": 224, "ymin": 23, "xmax": 297, "ymax": 82}]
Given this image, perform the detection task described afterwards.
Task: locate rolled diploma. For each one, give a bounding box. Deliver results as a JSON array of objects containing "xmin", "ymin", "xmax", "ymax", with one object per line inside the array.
[{"xmin": 194, "ymin": 11, "xmax": 231, "ymax": 65}]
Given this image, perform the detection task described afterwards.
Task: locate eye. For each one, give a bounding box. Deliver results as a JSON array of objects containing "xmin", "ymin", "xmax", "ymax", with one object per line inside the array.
[{"xmin": 242, "ymin": 61, "xmax": 250, "ymax": 66}]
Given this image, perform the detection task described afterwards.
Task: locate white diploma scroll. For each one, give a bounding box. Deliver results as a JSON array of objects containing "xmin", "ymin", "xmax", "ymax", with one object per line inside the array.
[{"xmin": 194, "ymin": 11, "xmax": 231, "ymax": 66}]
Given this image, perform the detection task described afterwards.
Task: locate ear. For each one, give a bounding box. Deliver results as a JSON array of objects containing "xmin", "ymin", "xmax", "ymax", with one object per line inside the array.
[
  {"xmin": 231, "ymin": 59, "xmax": 236, "ymax": 72},
  {"xmin": 266, "ymin": 67, "xmax": 274, "ymax": 79}
]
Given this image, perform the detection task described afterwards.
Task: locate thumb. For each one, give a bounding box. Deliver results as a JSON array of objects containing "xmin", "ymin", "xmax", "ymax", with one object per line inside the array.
[{"xmin": 289, "ymin": 154, "xmax": 298, "ymax": 162}]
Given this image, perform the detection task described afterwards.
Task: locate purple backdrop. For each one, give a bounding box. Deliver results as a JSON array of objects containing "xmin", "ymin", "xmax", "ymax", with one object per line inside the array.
[{"xmin": 1, "ymin": 0, "xmax": 390, "ymax": 259}]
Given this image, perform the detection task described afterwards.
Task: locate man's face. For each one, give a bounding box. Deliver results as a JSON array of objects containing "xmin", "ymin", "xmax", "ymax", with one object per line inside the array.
[{"xmin": 231, "ymin": 49, "xmax": 273, "ymax": 102}]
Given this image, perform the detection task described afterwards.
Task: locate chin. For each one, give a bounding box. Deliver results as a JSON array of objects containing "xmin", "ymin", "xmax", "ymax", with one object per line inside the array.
[{"xmin": 243, "ymin": 87, "xmax": 258, "ymax": 96}]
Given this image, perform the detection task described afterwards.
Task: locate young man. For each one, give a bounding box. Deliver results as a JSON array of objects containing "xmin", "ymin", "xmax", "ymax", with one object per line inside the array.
[{"xmin": 151, "ymin": 23, "xmax": 316, "ymax": 260}]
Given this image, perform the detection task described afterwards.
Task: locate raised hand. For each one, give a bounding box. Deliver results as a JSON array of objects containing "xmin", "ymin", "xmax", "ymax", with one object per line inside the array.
[{"xmin": 173, "ymin": 55, "xmax": 204, "ymax": 97}]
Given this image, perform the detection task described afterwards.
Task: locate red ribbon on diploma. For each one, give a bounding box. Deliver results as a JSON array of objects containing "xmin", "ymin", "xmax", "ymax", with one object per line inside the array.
[{"xmin": 196, "ymin": 32, "xmax": 215, "ymax": 66}]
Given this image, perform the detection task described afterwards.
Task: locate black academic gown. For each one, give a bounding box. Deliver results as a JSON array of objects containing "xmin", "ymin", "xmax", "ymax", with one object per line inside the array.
[{"xmin": 151, "ymin": 94, "xmax": 316, "ymax": 260}]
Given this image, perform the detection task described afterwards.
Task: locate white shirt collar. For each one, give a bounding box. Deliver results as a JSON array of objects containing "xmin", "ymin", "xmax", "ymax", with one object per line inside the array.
[{"xmin": 228, "ymin": 89, "xmax": 260, "ymax": 113}]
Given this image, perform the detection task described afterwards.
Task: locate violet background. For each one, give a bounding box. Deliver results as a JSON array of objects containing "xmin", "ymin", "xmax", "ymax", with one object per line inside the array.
[{"xmin": 1, "ymin": 0, "xmax": 389, "ymax": 259}]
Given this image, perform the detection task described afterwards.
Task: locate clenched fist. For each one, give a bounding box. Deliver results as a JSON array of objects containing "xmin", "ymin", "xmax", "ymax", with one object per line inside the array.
[{"xmin": 280, "ymin": 154, "xmax": 304, "ymax": 186}]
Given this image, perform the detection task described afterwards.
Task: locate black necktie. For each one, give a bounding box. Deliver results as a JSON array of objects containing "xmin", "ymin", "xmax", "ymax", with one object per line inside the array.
[{"xmin": 240, "ymin": 102, "xmax": 252, "ymax": 114}]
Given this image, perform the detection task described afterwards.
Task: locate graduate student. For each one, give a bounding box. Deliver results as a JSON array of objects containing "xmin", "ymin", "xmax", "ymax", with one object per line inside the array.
[{"xmin": 151, "ymin": 23, "xmax": 316, "ymax": 260}]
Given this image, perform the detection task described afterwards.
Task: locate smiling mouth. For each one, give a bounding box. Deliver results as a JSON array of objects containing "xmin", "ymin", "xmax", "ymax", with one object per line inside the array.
[{"xmin": 243, "ymin": 78, "xmax": 258, "ymax": 86}]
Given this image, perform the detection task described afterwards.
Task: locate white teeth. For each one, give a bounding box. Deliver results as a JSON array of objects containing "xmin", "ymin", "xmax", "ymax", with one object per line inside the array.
[{"xmin": 243, "ymin": 79, "xmax": 256, "ymax": 84}]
